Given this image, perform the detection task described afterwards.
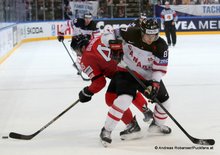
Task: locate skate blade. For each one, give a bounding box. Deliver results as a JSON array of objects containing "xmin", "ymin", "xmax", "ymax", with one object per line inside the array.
[
  {"xmin": 148, "ymin": 126, "xmax": 171, "ymax": 135},
  {"xmin": 100, "ymin": 139, "xmax": 111, "ymax": 147},
  {"xmin": 120, "ymin": 131, "xmax": 143, "ymax": 140}
]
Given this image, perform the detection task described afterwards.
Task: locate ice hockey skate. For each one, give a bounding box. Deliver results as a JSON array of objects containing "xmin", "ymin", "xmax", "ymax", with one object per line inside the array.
[
  {"xmin": 142, "ymin": 106, "xmax": 153, "ymax": 122},
  {"xmin": 120, "ymin": 116, "xmax": 142, "ymax": 140},
  {"xmin": 100, "ymin": 127, "xmax": 112, "ymax": 147},
  {"xmin": 148, "ymin": 119, "xmax": 171, "ymax": 134}
]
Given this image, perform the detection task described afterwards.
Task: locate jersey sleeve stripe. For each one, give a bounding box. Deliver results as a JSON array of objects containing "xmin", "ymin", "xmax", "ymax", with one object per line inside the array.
[
  {"xmin": 153, "ymin": 61, "xmax": 168, "ymax": 66},
  {"xmin": 152, "ymin": 69, "xmax": 167, "ymax": 74},
  {"xmin": 153, "ymin": 64, "xmax": 167, "ymax": 72}
]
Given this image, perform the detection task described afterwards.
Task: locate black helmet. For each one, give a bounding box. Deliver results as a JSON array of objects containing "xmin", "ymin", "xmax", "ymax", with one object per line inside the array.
[
  {"xmin": 140, "ymin": 18, "xmax": 159, "ymax": 35},
  {"xmin": 71, "ymin": 34, "xmax": 91, "ymax": 55}
]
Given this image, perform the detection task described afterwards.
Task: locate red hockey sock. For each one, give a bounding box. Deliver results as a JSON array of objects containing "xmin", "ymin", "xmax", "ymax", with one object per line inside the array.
[
  {"xmin": 105, "ymin": 92, "xmax": 117, "ymax": 106},
  {"xmin": 121, "ymin": 108, "xmax": 133, "ymax": 125},
  {"xmin": 132, "ymin": 92, "xmax": 148, "ymax": 112}
]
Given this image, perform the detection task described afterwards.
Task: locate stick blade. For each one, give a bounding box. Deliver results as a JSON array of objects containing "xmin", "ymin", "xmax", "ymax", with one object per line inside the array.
[
  {"xmin": 9, "ymin": 132, "xmax": 33, "ymax": 140},
  {"xmin": 192, "ymin": 138, "xmax": 215, "ymax": 146}
]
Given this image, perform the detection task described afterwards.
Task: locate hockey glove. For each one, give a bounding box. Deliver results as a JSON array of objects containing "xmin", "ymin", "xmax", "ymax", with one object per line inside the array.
[
  {"xmin": 109, "ymin": 39, "xmax": 123, "ymax": 62},
  {"xmin": 144, "ymin": 80, "xmax": 160, "ymax": 102},
  {"xmin": 57, "ymin": 32, "xmax": 64, "ymax": 42},
  {"xmin": 79, "ymin": 87, "xmax": 94, "ymax": 103}
]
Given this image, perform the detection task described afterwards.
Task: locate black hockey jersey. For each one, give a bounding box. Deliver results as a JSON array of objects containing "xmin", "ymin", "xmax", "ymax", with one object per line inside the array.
[
  {"xmin": 73, "ymin": 18, "xmax": 97, "ymax": 31},
  {"xmin": 120, "ymin": 27, "xmax": 168, "ymax": 59},
  {"xmin": 59, "ymin": 18, "xmax": 98, "ymax": 36},
  {"xmin": 129, "ymin": 18, "xmax": 141, "ymax": 27}
]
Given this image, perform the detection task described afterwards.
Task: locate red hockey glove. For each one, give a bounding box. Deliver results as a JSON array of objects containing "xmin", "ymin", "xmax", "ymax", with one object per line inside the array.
[
  {"xmin": 79, "ymin": 87, "xmax": 94, "ymax": 103},
  {"xmin": 57, "ymin": 32, "xmax": 64, "ymax": 42},
  {"xmin": 144, "ymin": 80, "xmax": 160, "ymax": 102},
  {"xmin": 109, "ymin": 39, "xmax": 123, "ymax": 62}
]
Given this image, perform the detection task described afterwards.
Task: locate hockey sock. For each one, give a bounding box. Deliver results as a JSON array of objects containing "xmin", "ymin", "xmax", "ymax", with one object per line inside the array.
[
  {"xmin": 105, "ymin": 92, "xmax": 117, "ymax": 106},
  {"xmin": 132, "ymin": 92, "xmax": 148, "ymax": 112},
  {"xmin": 121, "ymin": 108, "xmax": 133, "ymax": 125},
  {"xmin": 105, "ymin": 92, "xmax": 133, "ymax": 125},
  {"xmin": 153, "ymin": 100, "xmax": 170, "ymax": 125},
  {"xmin": 104, "ymin": 94, "xmax": 133, "ymax": 132}
]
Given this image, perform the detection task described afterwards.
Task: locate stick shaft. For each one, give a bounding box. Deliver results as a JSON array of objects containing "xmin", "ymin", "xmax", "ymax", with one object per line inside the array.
[{"xmin": 9, "ymin": 99, "xmax": 80, "ymax": 140}]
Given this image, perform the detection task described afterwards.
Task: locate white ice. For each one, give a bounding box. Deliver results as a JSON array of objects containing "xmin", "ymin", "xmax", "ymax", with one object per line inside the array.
[{"xmin": 0, "ymin": 35, "xmax": 220, "ymax": 155}]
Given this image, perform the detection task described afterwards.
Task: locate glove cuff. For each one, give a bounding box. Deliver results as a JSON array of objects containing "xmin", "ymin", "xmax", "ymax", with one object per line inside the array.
[
  {"xmin": 152, "ymin": 81, "xmax": 160, "ymax": 88},
  {"xmin": 83, "ymin": 87, "xmax": 94, "ymax": 97}
]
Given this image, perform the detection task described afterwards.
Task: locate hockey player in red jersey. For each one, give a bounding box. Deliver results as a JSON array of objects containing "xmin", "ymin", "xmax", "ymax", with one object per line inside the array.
[
  {"xmin": 70, "ymin": 32, "xmax": 153, "ymax": 141},
  {"xmin": 100, "ymin": 18, "xmax": 171, "ymax": 146},
  {"xmin": 57, "ymin": 12, "xmax": 101, "ymax": 77}
]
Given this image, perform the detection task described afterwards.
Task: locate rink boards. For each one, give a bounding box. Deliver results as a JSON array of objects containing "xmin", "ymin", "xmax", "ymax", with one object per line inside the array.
[{"xmin": 0, "ymin": 17, "xmax": 220, "ymax": 64}]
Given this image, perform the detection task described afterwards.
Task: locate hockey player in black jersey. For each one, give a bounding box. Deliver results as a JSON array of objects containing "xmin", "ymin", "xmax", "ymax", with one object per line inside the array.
[
  {"xmin": 57, "ymin": 12, "xmax": 98, "ymax": 42},
  {"xmin": 129, "ymin": 12, "xmax": 147, "ymax": 28},
  {"xmin": 72, "ymin": 12, "xmax": 97, "ymax": 32},
  {"xmin": 100, "ymin": 18, "xmax": 171, "ymax": 146}
]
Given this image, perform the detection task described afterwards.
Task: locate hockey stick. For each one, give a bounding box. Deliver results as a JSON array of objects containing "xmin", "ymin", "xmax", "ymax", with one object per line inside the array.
[
  {"xmin": 9, "ymin": 99, "xmax": 80, "ymax": 140},
  {"xmin": 121, "ymin": 62, "xmax": 215, "ymax": 146},
  {"xmin": 61, "ymin": 41, "xmax": 90, "ymax": 81}
]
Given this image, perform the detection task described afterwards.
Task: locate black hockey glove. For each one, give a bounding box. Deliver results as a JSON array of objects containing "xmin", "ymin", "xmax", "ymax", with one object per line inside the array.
[
  {"xmin": 144, "ymin": 80, "xmax": 160, "ymax": 102},
  {"xmin": 79, "ymin": 87, "xmax": 94, "ymax": 103},
  {"xmin": 57, "ymin": 32, "xmax": 64, "ymax": 42}
]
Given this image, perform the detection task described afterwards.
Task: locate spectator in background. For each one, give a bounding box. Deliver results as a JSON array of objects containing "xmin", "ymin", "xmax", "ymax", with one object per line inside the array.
[
  {"xmin": 144, "ymin": 0, "xmax": 154, "ymax": 17},
  {"xmin": 74, "ymin": 9, "xmax": 79, "ymax": 18},
  {"xmin": 159, "ymin": 0, "xmax": 167, "ymax": 4},
  {"xmin": 160, "ymin": 1, "xmax": 178, "ymax": 46},
  {"xmin": 117, "ymin": 0, "xmax": 126, "ymax": 17},
  {"xmin": 97, "ymin": 7, "xmax": 105, "ymax": 18},
  {"xmin": 174, "ymin": 0, "xmax": 183, "ymax": 5},
  {"xmin": 64, "ymin": 5, "xmax": 73, "ymax": 20},
  {"xmin": 64, "ymin": 0, "xmax": 70, "ymax": 6},
  {"xmin": 107, "ymin": 0, "xmax": 113, "ymax": 18},
  {"xmin": 182, "ymin": 0, "xmax": 190, "ymax": 4}
]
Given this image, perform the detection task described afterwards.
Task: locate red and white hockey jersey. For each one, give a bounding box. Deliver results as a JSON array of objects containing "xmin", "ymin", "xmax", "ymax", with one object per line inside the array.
[{"xmin": 79, "ymin": 36, "xmax": 117, "ymax": 94}]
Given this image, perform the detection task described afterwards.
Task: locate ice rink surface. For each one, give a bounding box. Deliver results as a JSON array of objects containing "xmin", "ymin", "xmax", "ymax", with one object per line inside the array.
[{"xmin": 0, "ymin": 35, "xmax": 220, "ymax": 155}]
